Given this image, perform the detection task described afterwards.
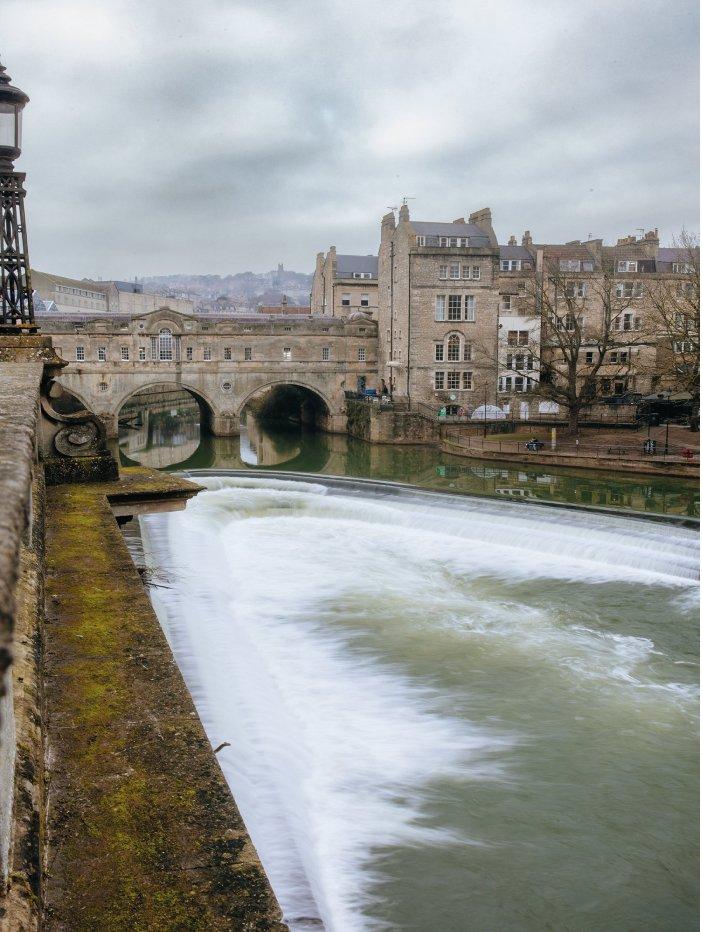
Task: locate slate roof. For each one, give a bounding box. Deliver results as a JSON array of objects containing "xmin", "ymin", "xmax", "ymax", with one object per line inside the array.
[
  {"xmin": 499, "ymin": 245, "xmax": 533, "ymax": 261},
  {"xmin": 335, "ymin": 254, "xmax": 378, "ymax": 278},
  {"xmin": 411, "ymin": 221, "xmax": 490, "ymax": 245}
]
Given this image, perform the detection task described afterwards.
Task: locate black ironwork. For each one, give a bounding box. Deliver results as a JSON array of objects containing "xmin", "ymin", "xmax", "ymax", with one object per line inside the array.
[
  {"xmin": 0, "ymin": 59, "xmax": 34, "ymax": 332},
  {"xmin": 0, "ymin": 171, "xmax": 35, "ymax": 330}
]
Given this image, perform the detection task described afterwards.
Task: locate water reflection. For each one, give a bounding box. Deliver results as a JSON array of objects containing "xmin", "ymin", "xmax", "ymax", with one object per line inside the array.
[{"xmin": 118, "ymin": 393, "xmax": 700, "ymax": 518}]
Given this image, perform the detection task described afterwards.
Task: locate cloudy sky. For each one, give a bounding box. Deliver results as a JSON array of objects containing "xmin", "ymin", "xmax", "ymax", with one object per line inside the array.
[{"xmin": 3, "ymin": 0, "xmax": 699, "ymax": 278}]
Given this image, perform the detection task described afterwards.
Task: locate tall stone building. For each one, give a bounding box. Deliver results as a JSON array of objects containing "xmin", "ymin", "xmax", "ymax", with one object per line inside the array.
[
  {"xmin": 377, "ymin": 203, "xmax": 501, "ymax": 409},
  {"xmin": 311, "ymin": 247, "xmax": 378, "ymax": 318}
]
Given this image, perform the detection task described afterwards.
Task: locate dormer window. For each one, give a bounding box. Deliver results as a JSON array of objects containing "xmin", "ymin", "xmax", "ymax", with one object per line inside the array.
[
  {"xmin": 501, "ymin": 259, "xmax": 522, "ymax": 271},
  {"xmin": 672, "ymin": 262, "xmax": 693, "ymax": 274},
  {"xmin": 416, "ymin": 236, "xmax": 426, "ymax": 246},
  {"xmin": 618, "ymin": 260, "xmax": 638, "ymax": 272}
]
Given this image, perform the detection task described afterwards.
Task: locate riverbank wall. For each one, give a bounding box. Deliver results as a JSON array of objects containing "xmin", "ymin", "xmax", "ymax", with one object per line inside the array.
[
  {"xmin": 439, "ymin": 436, "xmax": 700, "ymax": 479},
  {"xmin": 346, "ymin": 398, "xmax": 438, "ymax": 444},
  {"xmin": 0, "ymin": 352, "xmax": 284, "ymax": 929}
]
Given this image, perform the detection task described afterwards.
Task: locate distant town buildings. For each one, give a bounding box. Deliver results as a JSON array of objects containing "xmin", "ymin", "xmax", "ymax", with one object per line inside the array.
[{"xmin": 32, "ymin": 270, "xmax": 195, "ymax": 316}]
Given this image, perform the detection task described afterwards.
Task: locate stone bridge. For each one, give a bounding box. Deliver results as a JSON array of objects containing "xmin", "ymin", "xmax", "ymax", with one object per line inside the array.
[{"xmin": 40, "ymin": 307, "xmax": 379, "ymax": 436}]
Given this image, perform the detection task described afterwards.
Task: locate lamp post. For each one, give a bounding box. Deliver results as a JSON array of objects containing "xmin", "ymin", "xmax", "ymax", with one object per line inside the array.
[{"xmin": 0, "ymin": 59, "xmax": 34, "ymax": 333}]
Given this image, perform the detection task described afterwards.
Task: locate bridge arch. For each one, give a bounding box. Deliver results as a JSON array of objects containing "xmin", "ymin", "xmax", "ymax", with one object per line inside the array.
[
  {"xmin": 114, "ymin": 380, "xmax": 220, "ymax": 425},
  {"xmin": 236, "ymin": 379, "xmax": 335, "ymax": 418}
]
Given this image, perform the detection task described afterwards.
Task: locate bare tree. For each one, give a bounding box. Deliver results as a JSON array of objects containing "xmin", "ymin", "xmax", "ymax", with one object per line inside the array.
[
  {"xmin": 645, "ymin": 231, "xmax": 700, "ymax": 430},
  {"xmin": 515, "ymin": 260, "xmax": 648, "ymax": 434}
]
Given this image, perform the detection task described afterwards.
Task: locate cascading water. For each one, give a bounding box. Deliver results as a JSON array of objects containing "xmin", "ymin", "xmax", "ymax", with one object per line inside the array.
[{"xmin": 141, "ymin": 476, "xmax": 699, "ymax": 931}]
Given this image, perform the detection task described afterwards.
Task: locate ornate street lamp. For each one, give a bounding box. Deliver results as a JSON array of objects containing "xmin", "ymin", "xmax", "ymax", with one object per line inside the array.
[{"xmin": 0, "ymin": 59, "xmax": 34, "ymax": 332}]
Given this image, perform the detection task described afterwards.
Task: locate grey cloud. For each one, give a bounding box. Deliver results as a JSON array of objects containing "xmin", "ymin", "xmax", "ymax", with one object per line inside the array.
[{"xmin": 4, "ymin": 0, "xmax": 699, "ymax": 278}]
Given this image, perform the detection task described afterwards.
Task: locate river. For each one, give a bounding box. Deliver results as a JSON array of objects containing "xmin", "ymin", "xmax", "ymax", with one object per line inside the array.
[{"xmin": 122, "ymin": 395, "xmax": 699, "ymax": 930}]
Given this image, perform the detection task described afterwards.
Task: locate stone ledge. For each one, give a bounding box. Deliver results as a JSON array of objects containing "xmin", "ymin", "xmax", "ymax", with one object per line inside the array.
[{"xmin": 42, "ymin": 467, "xmax": 284, "ymax": 930}]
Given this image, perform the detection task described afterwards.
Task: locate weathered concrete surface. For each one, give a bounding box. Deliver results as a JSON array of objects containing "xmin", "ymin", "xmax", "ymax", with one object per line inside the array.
[{"xmin": 43, "ymin": 468, "xmax": 285, "ymax": 931}]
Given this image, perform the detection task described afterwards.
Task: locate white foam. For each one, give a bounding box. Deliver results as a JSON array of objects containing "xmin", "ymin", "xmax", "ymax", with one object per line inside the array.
[{"xmin": 141, "ymin": 478, "xmax": 699, "ymax": 930}]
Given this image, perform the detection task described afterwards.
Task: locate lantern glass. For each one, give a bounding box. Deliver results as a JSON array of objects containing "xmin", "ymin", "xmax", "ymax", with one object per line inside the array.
[{"xmin": 0, "ymin": 102, "xmax": 19, "ymax": 151}]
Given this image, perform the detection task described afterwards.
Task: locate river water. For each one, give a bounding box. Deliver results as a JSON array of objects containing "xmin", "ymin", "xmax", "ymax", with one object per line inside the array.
[
  {"xmin": 141, "ymin": 476, "xmax": 699, "ymax": 931},
  {"xmin": 122, "ymin": 395, "xmax": 699, "ymax": 929}
]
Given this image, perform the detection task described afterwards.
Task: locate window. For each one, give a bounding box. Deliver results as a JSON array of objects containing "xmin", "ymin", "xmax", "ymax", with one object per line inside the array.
[
  {"xmin": 501, "ymin": 259, "xmax": 522, "ymax": 271},
  {"xmin": 439, "ymin": 264, "xmax": 448, "ymax": 280},
  {"xmin": 97, "ymin": 346, "xmax": 107, "ymax": 361},
  {"xmin": 99, "ymin": 381, "xmax": 108, "ymax": 392},
  {"xmin": 565, "ymin": 281, "xmax": 586, "ymax": 298},
  {"xmin": 617, "ymin": 260, "xmax": 638, "ymax": 272},
  {"xmin": 501, "ymin": 294, "xmax": 515, "ymax": 311},
  {"xmin": 559, "ymin": 258, "xmax": 581, "ymax": 272},
  {"xmin": 341, "ymin": 293, "xmax": 351, "ymax": 306},
  {"xmin": 616, "ymin": 281, "xmax": 643, "ymax": 299},
  {"xmin": 582, "ymin": 261, "xmax": 594, "ymax": 272},
  {"xmin": 185, "ymin": 346, "xmax": 193, "ymax": 360},
  {"xmin": 461, "ymin": 264, "xmax": 472, "ymax": 279},
  {"xmin": 224, "ymin": 346, "xmax": 232, "ymax": 360},
  {"xmin": 674, "ymin": 340, "xmax": 693, "ymax": 353},
  {"xmin": 464, "ymin": 295, "xmax": 476, "ymax": 321},
  {"xmin": 585, "ymin": 351, "xmax": 594, "ymax": 364},
  {"xmin": 617, "ymin": 312, "xmax": 641, "ymax": 331},
  {"xmin": 435, "ymin": 343, "xmax": 444, "ymax": 361},
  {"xmin": 139, "ymin": 347, "xmax": 146, "ymax": 360},
  {"xmin": 244, "ymin": 347, "xmax": 252, "ymax": 360},
  {"xmin": 447, "ymin": 371, "xmax": 461, "ymax": 390},
  {"xmin": 434, "ymin": 371, "xmax": 445, "ymax": 390},
  {"xmin": 284, "ymin": 326, "xmax": 292, "ymax": 332},
  {"xmin": 435, "ymin": 295, "xmax": 446, "ymax": 321},
  {"xmin": 322, "ymin": 346, "xmax": 330, "ymax": 360},
  {"xmin": 471, "ymin": 265, "xmax": 481, "ymax": 280},
  {"xmin": 609, "ymin": 351, "xmax": 618, "ymax": 363},
  {"xmin": 358, "ymin": 346, "xmax": 366, "ymax": 361},
  {"xmin": 499, "ymin": 376, "xmax": 513, "ymax": 392},
  {"xmin": 672, "ymin": 262, "xmax": 693, "ymax": 274},
  {"xmin": 448, "ymin": 295, "xmax": 462, "ymax": 321},
  {"xmin": 203, "ymin": 347, "xmax": 212, "ymax": 361},
  {"xmin": 283, "ymin": 347, "xmax": 292, "ymax": 360},
  {"xmin": 416, "ymin": 235, "xmax": 426, "ymax": 246},
  {"xmin": 361, "ymin": 293, "xmax": 369, "ymax": 307},
  {"xmin": 564, "ymin": 314, "xmax": 577, "ymax": 332},
  {"xmin": 120, "ymin": 346, "xmax": 129, "ymax": 361},
  {"xmin": 447, "ymin": 334, "xmax": 460, "ymax": 361},
  {"xmin": 158, "ymin": 328, "xmax": 173, "ymax": 361},
  {"xmin": 463, "ymin": 342, "xmax": 472, "ymax": 362},
  {"xmin": 462, "ymin": 371, "xmax": 473, "ymax": 390},
  {"xmin": 352, "ymin": 272, "xmax": 372, "ymax": 279},
  {"xmin": 75, "ymin": 345, "xmax": 85, "ymax": 361},
  {"xmin": 507, "ymin": 330, "xmax": 530, "ymax": 346},
  {"xmin": 449, "ymin": 263, "xmax": 460, "ymax": 279},
  {"xmin": 676, "ymin": 281, "xmax": 694, "ymax": 297}
]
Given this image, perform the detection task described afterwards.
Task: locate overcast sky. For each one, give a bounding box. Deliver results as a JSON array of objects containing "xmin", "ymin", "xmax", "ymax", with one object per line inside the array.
[{"xmin": 3, "ymin": 0, "xmax": 699, "ymax": 278}]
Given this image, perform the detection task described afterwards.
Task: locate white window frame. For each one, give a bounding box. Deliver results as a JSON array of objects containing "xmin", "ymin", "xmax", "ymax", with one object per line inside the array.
[
  {"xmin": 358, "ymin": 346, "xmax": 366, "ymax": 362},
  {"xmin": 322, "ymin": 346, "xmax": 330, "ymax": 361},
  {"xmin": 97, "ymin": 346, "xmax": 107, "ymax": 361},
  {"xmin": 464, "ymin": 295, "xmax": 476, "ymax": 322},
  {"xmin": 120, "ymin": 346, "xmax": 129, "ymax": 361},
  {"xmin": 435, "ymin": 295, "xmax": 446, "ymax": 321},
  {"xmin": 139, "ymin": 347, "xmax": 146, "ymax": 361},
  {"xmin": 282, "ymin": 346, "xmax": 292, "ymax": 360},
  {"xmin": 75, "ymin": 345, "xmax": 85, "ymax": 361},
  {"xmin": 434, "ymin": 371, "xmax": 445, "ymax": 390}
]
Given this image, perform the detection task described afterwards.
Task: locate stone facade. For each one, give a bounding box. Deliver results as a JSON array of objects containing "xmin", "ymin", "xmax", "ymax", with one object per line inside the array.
[
  {"xmin": 311, "ymin": 247, "xmax": 379, "ymax": 318},
  {"xmin": 378, "ymin": 204, "xmax": 500, "ymax": 412},
  {"xmin": 39, "ymin": 307, "xmax": 378, "ymax": 437},
  {"xmin": 377, "ymin": 207, "xmax": 697, "ymax": 421}
]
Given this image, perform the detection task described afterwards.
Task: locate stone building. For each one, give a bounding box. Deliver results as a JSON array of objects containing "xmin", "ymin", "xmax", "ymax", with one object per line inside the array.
[
  {"xmin": 311, "ymin": 247, "xmax": 379, "ymax": 318},
  {"xmin": 377, "ymin": 203, "xmax": 501, "ymax": 412},
  {"xmin": 377, "ymin": 205, "xmax": 697, "ymax": 420},
  {"xmin": 32, "ymin": 269, "xmax": 194, "ymax": 316},
  {"xmin": 39, "ymin": 306, "xmax": 377, "ymax": 437}
]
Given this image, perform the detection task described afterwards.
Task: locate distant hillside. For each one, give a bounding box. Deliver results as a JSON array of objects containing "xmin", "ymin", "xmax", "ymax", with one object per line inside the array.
[{"xmin": 140, "ymin": 267, "xmax": 313, "ymax": 311}]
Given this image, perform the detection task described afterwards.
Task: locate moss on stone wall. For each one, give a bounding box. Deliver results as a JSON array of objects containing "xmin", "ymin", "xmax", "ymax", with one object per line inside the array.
[{"xmin": 42, "ymin": 468, "xmax": 285, "ymax": 930}]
